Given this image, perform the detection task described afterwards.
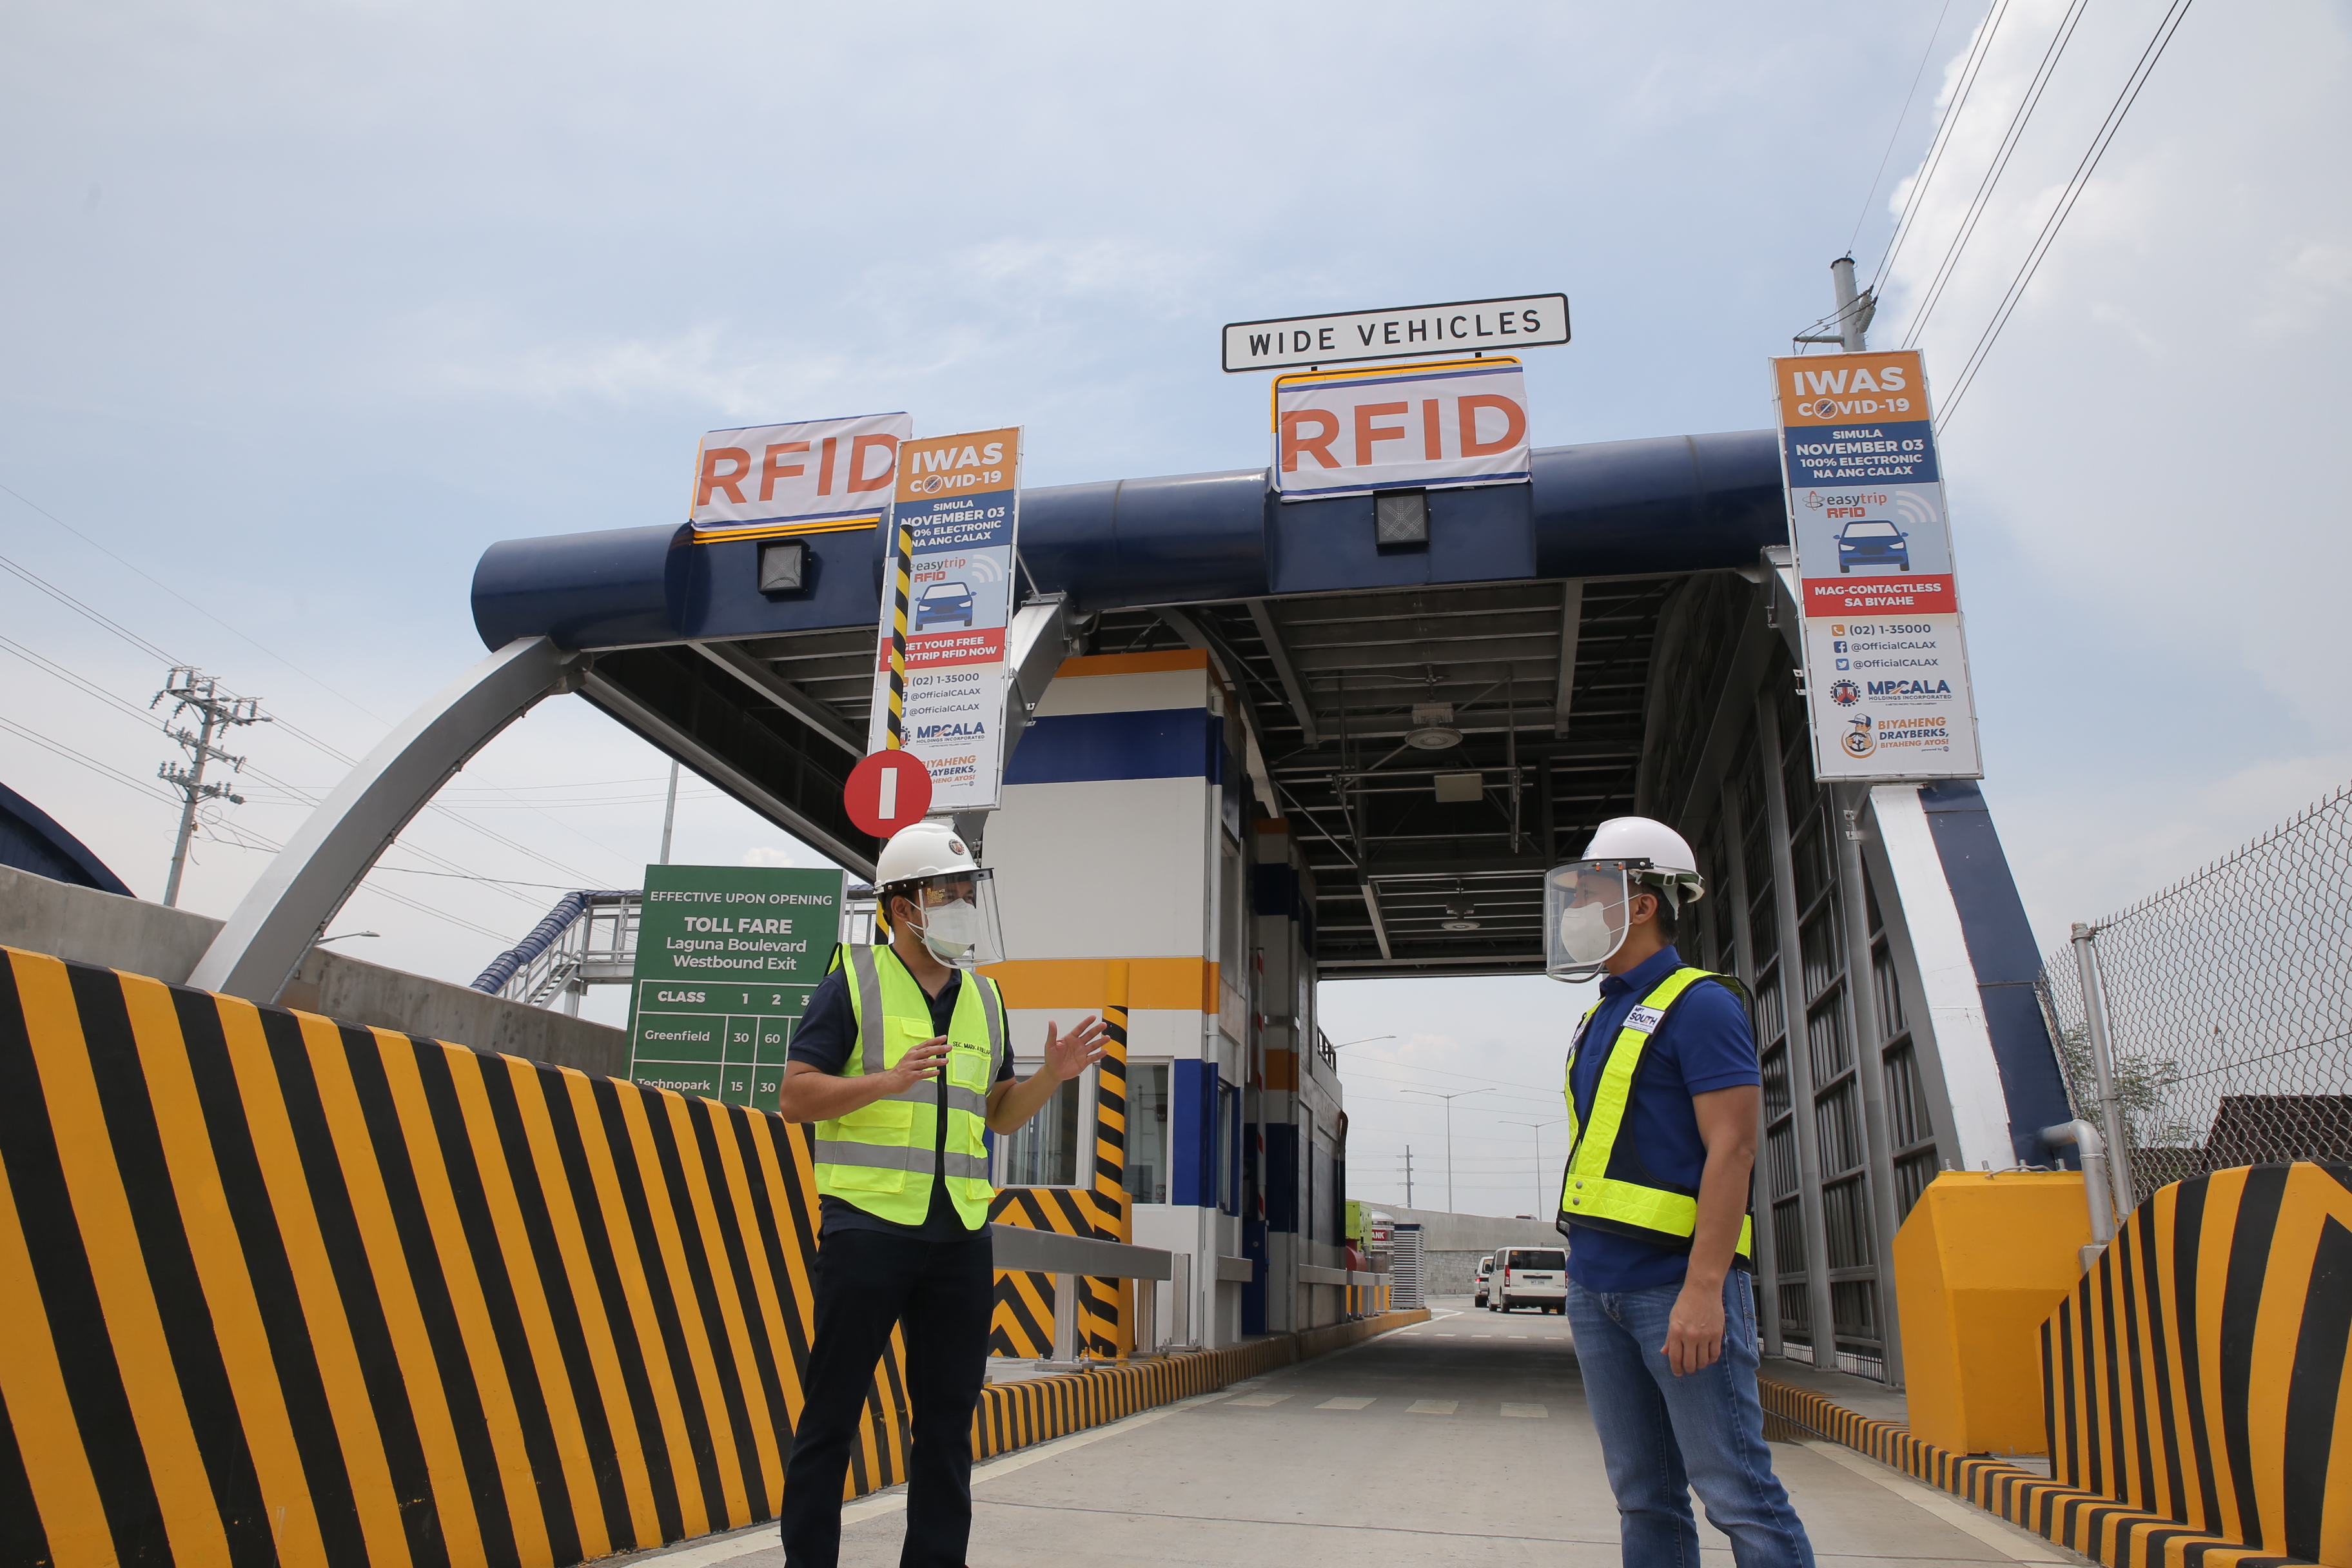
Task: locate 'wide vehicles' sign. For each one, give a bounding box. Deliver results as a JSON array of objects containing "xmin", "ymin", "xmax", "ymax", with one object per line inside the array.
[
  {"xmin": 627, "ymin": 864, "xmax": 845, "ymax": 1107},
  {"xmin": 1773, "ymin": 349, "xmax": 1982, "ymax": 781},
  {"xmin": 866, "ymin": 427, "xmax": 1023, "ymax": 811},
  {"xmin": 1224, "ymin": 294, "xmax": 1569, "ymax": 373},
  {"xmin": 689, "ymin": 411, "xmax": 912, "ymax": 534},
  {"xmin": 1273, "ymin": 357, "xmax": 1531, "ymax": 500}
]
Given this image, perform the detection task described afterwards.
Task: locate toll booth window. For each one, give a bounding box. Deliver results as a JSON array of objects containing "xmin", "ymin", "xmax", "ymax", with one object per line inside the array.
[
  {"xmin": 1125, "ymin": 1063, "xmax": 1170, "ymax": 1204},
  {"xmin": 999, "ymin": 1068, "xmax": 1080, "ymax": 1186},
  {"xmin": 1217, "ymin": 1081, "xmax": 1240, "ymax": 1215}
]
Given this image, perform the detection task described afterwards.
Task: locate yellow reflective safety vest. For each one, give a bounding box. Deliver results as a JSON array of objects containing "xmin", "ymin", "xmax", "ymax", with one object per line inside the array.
[
  {"xmin": 1558, "ymin": 965, "xmax": 1756, "ymax": 1262},
  {"xmin": 811, "ymin": 945, "xmax": 1008, "ymax": 1229}
]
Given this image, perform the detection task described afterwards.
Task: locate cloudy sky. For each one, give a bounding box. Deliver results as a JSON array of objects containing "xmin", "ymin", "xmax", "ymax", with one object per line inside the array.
[{"xmin": 6, "ymin": 1, "xmax": 2347, "ymax": 1213}]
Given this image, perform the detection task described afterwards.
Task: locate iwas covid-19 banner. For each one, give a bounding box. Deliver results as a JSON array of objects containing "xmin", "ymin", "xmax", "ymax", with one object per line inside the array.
[
  {"xmin": 866, "ymin": 428, "xmax": 1023, "ymax": 810},
  {"xmin": 1772, "ymin": 349, "xmax": 1982, "ymax": 782}
]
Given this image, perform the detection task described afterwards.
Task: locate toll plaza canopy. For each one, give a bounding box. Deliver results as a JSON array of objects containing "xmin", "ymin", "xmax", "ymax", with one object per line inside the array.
[{"xmin": 470, "ymin": 430, "xmax": 1788, "ymax": 977}]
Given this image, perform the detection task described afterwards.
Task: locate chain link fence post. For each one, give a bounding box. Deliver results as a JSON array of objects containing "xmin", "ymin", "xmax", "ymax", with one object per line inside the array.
[{"xmin": 2069, "ymin": 922, "xmax": 2137, "ymax": 1223}]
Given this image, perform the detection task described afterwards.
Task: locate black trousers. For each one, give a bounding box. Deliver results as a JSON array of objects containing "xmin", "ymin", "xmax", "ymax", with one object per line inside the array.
[{"xmin": 778, "ymin": 1226, "xmax": 994, "ymax": 1568}]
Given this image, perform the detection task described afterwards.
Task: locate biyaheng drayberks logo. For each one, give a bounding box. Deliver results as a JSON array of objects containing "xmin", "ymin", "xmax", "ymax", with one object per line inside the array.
[
  {"xmin": 1830, "ymin": 680, "xmax": 1861, "ymax": 707},
  {"xmin": 1842, "ymin": 715, "xmax": 1876, "ymax": 758}
]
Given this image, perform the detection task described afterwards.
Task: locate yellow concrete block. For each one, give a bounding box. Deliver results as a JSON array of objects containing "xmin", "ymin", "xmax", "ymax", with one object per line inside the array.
[{"xmin": 1893, "ymin": 1170, "xmax": 2092, "ymax": 1456}]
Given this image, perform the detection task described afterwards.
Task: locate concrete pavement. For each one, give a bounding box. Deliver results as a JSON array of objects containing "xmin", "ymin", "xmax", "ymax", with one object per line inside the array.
[{"xmin": 625, "ymin": 1297, "xmax": 2087, "ymax": 1567}]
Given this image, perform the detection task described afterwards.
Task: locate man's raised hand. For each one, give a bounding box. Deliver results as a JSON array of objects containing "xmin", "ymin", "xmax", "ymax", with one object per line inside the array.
[{"xmin": 1043, "ymin": 1015, "xmax": 1108, "ymax": 1081}]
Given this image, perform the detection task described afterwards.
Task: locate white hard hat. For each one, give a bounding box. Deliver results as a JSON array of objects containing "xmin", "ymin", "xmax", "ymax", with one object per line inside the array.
[
  {"xmin": 1580, "ymin": 816, "xmax": 1705, "ymax": 904},
  {"xmin": 874, "ymin": 818, "xmax": 980, "ymax": 888}
]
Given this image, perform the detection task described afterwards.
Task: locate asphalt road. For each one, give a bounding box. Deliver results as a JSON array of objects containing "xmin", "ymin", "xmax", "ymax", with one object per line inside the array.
[{"xmin": 632, "ymin": 1298, "xmax": 2086, "ymax": 1567}]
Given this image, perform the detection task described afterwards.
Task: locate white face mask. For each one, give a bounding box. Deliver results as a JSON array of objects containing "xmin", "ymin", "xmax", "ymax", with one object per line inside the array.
[
  {"xmin": 912, "ymin": 898, "xmax": 982, "ymax": 965},
  {"xmin": 1557, "ymin": 900, "xmax": 1621, "ymax": 966}
]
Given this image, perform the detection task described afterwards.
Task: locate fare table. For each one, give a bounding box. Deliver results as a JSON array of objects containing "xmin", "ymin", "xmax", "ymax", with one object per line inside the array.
[{"xmin": 626, "ymin": 865, "xmax": 845, "ymax": 1108}]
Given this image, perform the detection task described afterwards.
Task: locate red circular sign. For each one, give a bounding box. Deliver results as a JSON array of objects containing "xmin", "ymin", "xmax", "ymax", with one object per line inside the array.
[{"xmin": 844, "ymin": 749, "xmax": 934, "ymax": 838}]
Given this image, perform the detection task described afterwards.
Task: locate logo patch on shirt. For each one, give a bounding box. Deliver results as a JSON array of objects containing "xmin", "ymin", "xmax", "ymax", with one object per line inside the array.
[{"xmin": 1625, "ymin": 1004, "xmax": 1667, "ymax": 1034}]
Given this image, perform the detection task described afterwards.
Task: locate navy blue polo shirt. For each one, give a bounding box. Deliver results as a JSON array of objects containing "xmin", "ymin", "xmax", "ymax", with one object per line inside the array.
[
  {"xmin": 789, "ymin": 963, "xmax": 1015, "ymax": 1242},
  {"xmin": 1562, "ymin": 945, "xmax": 1761, "ymax": 1292}
]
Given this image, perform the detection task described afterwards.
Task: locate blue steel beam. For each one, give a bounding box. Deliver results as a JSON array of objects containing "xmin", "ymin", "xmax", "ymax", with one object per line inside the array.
[{"xmin": 470, "ymin": 430, "xmax": 1787, "ymax": 652}]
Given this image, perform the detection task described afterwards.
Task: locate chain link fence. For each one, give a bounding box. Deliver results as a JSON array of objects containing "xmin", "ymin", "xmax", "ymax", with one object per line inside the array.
[{"xmin": 2037, "ymin": 781, "xmax": 2352, "ymax": 1208}]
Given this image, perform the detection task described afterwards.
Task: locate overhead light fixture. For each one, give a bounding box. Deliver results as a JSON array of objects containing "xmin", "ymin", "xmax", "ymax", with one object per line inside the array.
[
  {"xmin": 1433, "ymin": 770, "xmax": 1483, "ymax": 803},
  {"xmin": 758, "ymin": 538, "xmax": 808, "ymax": 595},
  {"xmin": 1442, "ymin": 901, "xmax": 1481, "ymax": 932},
  {"xmin": 1405, "ymin": 701, "xmax": 1460, "ymax": 750},
  {"xmin": 1373, "ymin": 488, "xmax": 1429, "ymax": 546}
]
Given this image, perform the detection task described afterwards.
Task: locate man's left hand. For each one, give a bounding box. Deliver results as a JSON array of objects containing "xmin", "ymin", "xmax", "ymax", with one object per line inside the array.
[
  {"xmin": 1663, "ymin": 1279, "xmax": 1725, "ymax": 1376},
  {"xmin": 1043, "ymin": 1015, "xmax": 1108, "ymax": 1081}
]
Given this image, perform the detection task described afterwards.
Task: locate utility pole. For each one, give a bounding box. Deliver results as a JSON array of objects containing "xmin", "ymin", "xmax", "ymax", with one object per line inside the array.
[
  {"xmin": 1403, "ymin": 1086, "xmax": 1491, "ymax": 1213},
  {"xmin": 1403, "ymin": 1146, "xmax": 1413, "ymax": 1208},
  {"xmin": 659, "ymin": 760, "xmax": 681, "ymax": 864},
  {"xmin": 152, "ymin": 667, "xmax": 266, "ymax": 908},
  {"xmin": 1500, "ymin": 1117, "xmax": 1566, "ymax": 1216},
  {"xmin": 1795, "ymin": 255, "xmax": 1875, "ymax": 351}
]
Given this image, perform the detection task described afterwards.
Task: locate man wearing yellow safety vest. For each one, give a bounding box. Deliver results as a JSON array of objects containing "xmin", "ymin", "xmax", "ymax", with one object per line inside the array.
[
  {"xmin": 774, "ymin": 819, "xmax": 1104, "ymax": 1568},
  {"xmin": 1547, "ymin": 817, "xmax": 1816, "ymax": 1568}
]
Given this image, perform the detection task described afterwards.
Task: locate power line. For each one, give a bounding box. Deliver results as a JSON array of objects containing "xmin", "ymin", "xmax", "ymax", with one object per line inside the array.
[
  {"xmin": 0, "ymin": 638, "xmax": 556, "ymax": 912},
  {"xmin": 0, "ymin": 710, "xmax": 520, "ymax": 944},
  {"xmin": 1848, "ymin": 0, "xmax": 1961, "ymax": 256},
  {"xmin": 1936, "ymin": 0, "xmax": 2200, "ymax": 428},
  {"xmin": 0, "ymin": 500, "xmax": 641, "ymax": 881},
  {"xmin": 1873, "ymin": 0, "xmax": 2016, "ymax": 291},
  {"xmin": 1899, "ymin": 0, "xmax": 2095, "ymax": 348},
  {"xmin": 0, "ymin": 482, "xmax": 395, "ymax": 727}
]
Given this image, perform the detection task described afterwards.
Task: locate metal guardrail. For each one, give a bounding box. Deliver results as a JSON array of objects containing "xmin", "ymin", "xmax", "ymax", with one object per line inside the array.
[
  {"xmin": 988, "ymin": 1224, "xmax": 1172, "ymax": 1364},
  {"xmin": 988, "ymin": 1224, "xmax": 1170, "ymax": 1280}
]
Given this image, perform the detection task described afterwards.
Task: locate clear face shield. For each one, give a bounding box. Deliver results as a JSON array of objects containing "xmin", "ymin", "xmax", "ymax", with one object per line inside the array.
[
  {"xmin": 897, "ymin": 869, "xmax": 1006, "ymax": 969},
  {"xmin": 1543, "ymin": 858, "xmax": 1669, "ymax": 984}
]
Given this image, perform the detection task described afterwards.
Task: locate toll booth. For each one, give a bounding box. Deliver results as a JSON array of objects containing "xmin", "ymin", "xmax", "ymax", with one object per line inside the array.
[{"xmin": 184, "ymin": 429, "xmax": 2070, "ymax": 1382}]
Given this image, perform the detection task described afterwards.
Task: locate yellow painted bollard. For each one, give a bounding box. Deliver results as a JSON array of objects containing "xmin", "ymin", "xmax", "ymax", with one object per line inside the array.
[{"xmin": 1893, "ymin": 1170, "xmax": 2093, "ymax": 1456}]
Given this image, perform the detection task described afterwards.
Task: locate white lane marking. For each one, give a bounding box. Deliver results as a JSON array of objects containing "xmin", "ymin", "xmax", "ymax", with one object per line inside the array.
[
  {"xmin": 1228, "ymin": 1392, "xmax": 1292, "ymax": 1407},
  {"xmin": 1500, "ymin": 1403, "xmax": 1549, "ymax": 1418},
  {"xmin": 1406, "ymin": 1399, "xmax": 1458, "ymax": 1415},
  {"xmin": 1315, "ymin": 1396, "xmax": 1374, "ymax": 1410},
  {"xmin": 1799, "ymin": 1441, "xmax": 2073, "ymax": 1563}
]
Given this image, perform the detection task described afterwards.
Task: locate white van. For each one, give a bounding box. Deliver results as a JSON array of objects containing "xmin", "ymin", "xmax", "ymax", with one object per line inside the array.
[{"xmin": 1489, "ymin": 1244, "xmax": 1569, "ymax": 1313}]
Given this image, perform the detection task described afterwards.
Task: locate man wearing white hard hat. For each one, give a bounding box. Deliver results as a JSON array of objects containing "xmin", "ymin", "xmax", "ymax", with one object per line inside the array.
[
  {"xmin": 1545, "ymin": 816, "xmax": 1816, "ymax": 1568},
  {"xmin": 774, "ymin": 819, "xmax": 1104, "ymax": 1568}
]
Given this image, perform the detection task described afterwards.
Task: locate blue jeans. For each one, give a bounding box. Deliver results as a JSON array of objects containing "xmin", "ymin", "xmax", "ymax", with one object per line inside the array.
[{"xmin": 1566, "ymin": 1272, "xmax": 1815, "ymax": 1568}]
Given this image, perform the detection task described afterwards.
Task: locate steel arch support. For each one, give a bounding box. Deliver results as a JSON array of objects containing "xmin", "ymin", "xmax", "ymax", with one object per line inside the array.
[{"xmin": 188, "ymin": 636, "xmax": 581, "ymax": 1003}]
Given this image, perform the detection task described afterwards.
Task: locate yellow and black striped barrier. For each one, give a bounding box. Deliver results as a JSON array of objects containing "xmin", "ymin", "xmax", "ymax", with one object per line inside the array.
[
  {"xmin": 0, "ymin": 944, "xmax": 1420, "ymax": 1568},
  {"xmin": 0, "ymin": 945, "xmax": 903, "ymax": 1568},
  {"xmin": 985, "ymin": 1184, "xmax": 1130, "ymax": 1360},
  {"xmin": 2043, "ymin": 1161, "xmax": 2351, "ymax": 1565},
  {"xmin": 1765, "ymin": 1161, "xmax": 2352, "ymax": 1568}
]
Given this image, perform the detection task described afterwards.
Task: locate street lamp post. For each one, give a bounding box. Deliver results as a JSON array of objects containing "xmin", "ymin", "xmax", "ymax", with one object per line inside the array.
[
  {"xmin": 1500, "ymin": 1117, "xmax": 1566, "ymax": 1215},
  {"xmin": 1402, "ymin": 1087, "xmax": 1491, "ymax": 1213}
]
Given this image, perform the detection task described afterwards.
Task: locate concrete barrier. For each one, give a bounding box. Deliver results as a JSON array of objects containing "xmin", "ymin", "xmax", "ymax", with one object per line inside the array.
[
  {"xmin": 0, "ymin": 862, "xmax": 627, "ymax": 1075},
  {"xmin": 1769, "ymin": 1161, "xmax": 2352, "ymax": 1568},
  {"xmin": 0, "ymin": 941, "xmax": 1422, "ymax": 1568}
]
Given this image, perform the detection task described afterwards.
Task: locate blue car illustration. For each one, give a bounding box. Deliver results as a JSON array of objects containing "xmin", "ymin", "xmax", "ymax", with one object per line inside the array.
[
  {"xmin": 1836, "ymin": 518, "xmax": 1910, "ymax": 573},
  {"xmin": 915, "ymin": 580, "xmax": 976, "ymax": 629}
]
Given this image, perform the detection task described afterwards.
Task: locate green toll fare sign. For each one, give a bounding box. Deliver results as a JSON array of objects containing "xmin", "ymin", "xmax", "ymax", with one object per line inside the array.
[{"xmin": 626, "ymin": 863, "xmax": 846, "ymax": 1108}]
